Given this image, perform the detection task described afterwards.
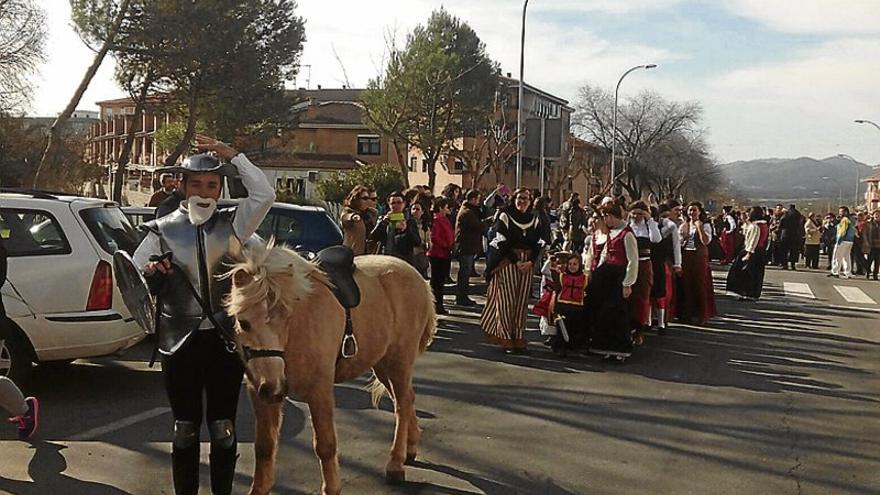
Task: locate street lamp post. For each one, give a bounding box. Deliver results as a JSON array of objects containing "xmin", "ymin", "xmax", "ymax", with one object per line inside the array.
[
  {"xmin": 515, "ymin": 0, "xmax": 529, "ymax": 189},
  {"xmin": 854, "ymin": 119, "xmax": 880, "ymax": 132},
  {"xmin": 611, "ymin": 64, "xmax": 657, "ymax": 195}
]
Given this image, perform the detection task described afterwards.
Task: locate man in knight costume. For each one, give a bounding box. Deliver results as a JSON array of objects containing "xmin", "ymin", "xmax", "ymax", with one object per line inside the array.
[{"xmin": 132, "ymin": 135, "xmax": 275, "ymax": 494}]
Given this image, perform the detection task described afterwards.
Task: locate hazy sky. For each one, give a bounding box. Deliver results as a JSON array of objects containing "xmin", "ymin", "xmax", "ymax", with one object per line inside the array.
[{"xmin": 31, "ymin": 0, "xmax": 880, "ymax": 165}]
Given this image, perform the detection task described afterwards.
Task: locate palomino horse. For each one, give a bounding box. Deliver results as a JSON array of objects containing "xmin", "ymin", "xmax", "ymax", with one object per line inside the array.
[{"xmin": 224, "ymin": 241, "xmax": 436, "ymax": 495}]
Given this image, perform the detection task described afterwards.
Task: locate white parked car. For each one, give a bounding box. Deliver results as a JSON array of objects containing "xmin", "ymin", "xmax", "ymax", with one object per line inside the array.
[{"xmin": 1, "ymin": 189, "xmax": 146, "ymax": 382}]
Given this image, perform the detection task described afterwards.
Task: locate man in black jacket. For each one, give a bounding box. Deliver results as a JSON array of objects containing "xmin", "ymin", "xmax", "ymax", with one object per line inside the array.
[{"xmin": 779, "ymin": 204, "xmax": 804, "ymax": 270}]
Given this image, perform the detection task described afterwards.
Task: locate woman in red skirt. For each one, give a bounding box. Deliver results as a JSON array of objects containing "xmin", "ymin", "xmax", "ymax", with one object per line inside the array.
[
  {"xmin": 650, "ymin": 203, "xmax": 682, "ymax": 334},
  {"xmin": 627, "ymin": 200, "xmax": 661, "ymax": 343},
  {"xmin": 678, "ymin": 201, "xmax": 717, "ymax": 325}
]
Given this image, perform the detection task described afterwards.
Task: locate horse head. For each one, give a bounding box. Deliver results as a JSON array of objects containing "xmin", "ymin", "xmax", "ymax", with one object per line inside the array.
[{"xmin": 224, "ymin": 239, "xmax": 318, "ymax": 403}]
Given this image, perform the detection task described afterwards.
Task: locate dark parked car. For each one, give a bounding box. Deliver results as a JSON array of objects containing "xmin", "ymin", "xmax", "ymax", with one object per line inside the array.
[{"xmin": 122, "ymin": 201, "xmax": 342, "ymax": 256}]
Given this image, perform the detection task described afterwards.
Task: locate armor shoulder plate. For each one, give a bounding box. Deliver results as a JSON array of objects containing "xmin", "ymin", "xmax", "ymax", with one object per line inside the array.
[{"xmin": 143, "ymin": 219, "xmax": 161, "ymax": 237}]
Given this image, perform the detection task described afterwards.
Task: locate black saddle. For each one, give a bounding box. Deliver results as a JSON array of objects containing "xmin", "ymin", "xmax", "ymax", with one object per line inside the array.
[{"xmin": 315, "ymin": 245, "xmax": 361, "ymax": 309}]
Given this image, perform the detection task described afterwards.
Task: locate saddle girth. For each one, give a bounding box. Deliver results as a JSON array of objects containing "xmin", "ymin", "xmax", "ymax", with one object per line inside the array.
[{"xmin": 314, "ymin": 246, "xmax": 361, "ymax": 360}]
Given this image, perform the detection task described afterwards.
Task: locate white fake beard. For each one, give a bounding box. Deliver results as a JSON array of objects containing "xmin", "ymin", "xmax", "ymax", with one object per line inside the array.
[{"xmin": 186, "ymin": 196, "xmax": 217, "ymax": 226}]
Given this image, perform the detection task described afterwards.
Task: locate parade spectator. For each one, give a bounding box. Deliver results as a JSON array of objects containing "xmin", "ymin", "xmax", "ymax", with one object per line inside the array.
[
  {"xmin": 369, "ymin": 191, "xmax": 421, "ymax": 266},
  {"xmin": 481, "ymin": 188, "xmax": 542, "ymax": 355},
  {"xmin": 483, "ymin": 183, "xmax": 510, "ymax": 214},
  {"xmin": 428, "ymin": 198, "xmax": 454, "ymax": 314},
  {"xmin": 454, "ymin": 190, "xmax": 484, "ymax": 306},
  {"xmin": 410, "ymin": 201, "xmax": 431, "ymax": 278},
  {"xmin": 769, "ymin": 205, "xmax": 785, "ymax": 267},
  {"xmin": 719, "ymin": 206, "xmax": 738, "ymax": 264},
  {"xmin": 862, "ymin": 209, "xmax": 880, "ymax": 280},
  {"xmin": 803, "ymin": 212, "xmax": 821, "ymax": 269},
  {"xmin": 533, "ymin": 196, "xmax": 553, "ymax": 247},
  {"xmin": 584, "ymin": 203, "xmax": 638, "ymax": 362},
  {"xmin": 340, "ymin": 185, "xmax": 378, "ymax": 256},
  {"xmin": 821, "ymin": 213, "xmax": 837, "ymax": 270},
  {"xmin": 148, "ymin": 173, "xmax": 179, "ymax": 207},
  {"xmin": 829, "ymin": 206, "xmax": 856, "ymax": 279},
  {"xmin": 779, "ymin": 204, "xmax": 804, "ymax": 270},
  {"xmin": 852, "ymin": 212, "xmax": 869, "ymax": 276},
  {"xmin": 726, "ymin": 206, "xmax": 770, "ymax": 301},
  {"xmin": 679, "ymin": 201, "xmax": 717, "ymax": 324},
  {"xmin": 441, "ymin": 183, "xmax": 462, "ymax": 221}
]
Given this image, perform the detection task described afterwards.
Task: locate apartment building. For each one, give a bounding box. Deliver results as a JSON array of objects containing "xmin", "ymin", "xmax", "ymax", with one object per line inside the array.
[
  {"xmin": 406, "ymin": 75, "xmax": 608, "ymax": 203},
  {"xmin": 86, "ymin": 96, "xmax": 174, "ymax": 205}
]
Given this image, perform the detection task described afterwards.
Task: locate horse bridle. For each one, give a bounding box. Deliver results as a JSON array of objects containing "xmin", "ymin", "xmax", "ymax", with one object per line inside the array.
[{"xmin": 241, "ymin": 346, "xmax": 285, "ymax": 362}]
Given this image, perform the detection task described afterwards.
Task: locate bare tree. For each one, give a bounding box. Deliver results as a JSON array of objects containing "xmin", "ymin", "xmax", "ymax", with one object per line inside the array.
[
  {"xmin": 642, "ymin": 131, "xmax": 721, "ymax": 201},
  {"xmin": 445, "ymin": 86, "xmax": 520, "ymax": 191},
  {"xmin": 547, "ymin": 136, "xmax": 609, "ymax": 203},
  {"xmin": 0, "ymin": 0, "xmax": 46, "ymax": 112},
  {"xmin": 572, "ymin": 83, "xmax": 707, "ymax": 200}
]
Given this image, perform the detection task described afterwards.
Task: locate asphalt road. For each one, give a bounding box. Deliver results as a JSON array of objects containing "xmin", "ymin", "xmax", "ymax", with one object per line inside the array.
[{"xmin": 1, "ymin": 262, "xmax": 878, "ymax": 494}]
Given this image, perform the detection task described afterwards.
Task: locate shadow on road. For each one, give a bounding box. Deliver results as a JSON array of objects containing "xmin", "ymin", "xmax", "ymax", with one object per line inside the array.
[
  {"xmin": 0, "ymin": 442, "xmax": 133, "ymax": 494},
  {"xmin": 428, "ymin": 271, "xmax": 879, "ymax": 405}
]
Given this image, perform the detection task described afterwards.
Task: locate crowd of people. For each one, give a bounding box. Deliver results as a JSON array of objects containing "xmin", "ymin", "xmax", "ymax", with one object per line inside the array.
[
  {"xmin": 713, "ymin": 203, "xmax": 880, "ymax": 283},
  {"xmin": 340, "ymin": 185, "xmax": 721, "ymax": 363}
]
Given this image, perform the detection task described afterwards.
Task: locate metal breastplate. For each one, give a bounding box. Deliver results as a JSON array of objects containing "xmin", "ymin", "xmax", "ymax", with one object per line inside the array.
[{"xmin": 154, "ymin": 208, "xmax": 239, "ymax": 354}]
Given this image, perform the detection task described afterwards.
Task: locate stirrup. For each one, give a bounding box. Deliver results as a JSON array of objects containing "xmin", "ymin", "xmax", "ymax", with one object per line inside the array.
[{"xmin": 341, "ymin": 334, "xmax": 358, "ymax": 359}]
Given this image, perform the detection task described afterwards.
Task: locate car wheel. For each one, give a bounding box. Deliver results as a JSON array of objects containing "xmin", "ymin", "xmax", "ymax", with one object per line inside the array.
[{"xmin": 0, "ymin": 331, "xmax": 33, "ymax": 384}]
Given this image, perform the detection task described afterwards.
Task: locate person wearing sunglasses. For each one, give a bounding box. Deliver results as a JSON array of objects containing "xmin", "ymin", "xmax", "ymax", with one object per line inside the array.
[{"xmin": 341, "ymin": 185, "xmax": 379, "ymax": 256}]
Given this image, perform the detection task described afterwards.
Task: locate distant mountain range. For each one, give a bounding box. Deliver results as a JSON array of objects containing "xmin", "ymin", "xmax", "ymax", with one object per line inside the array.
[{"xmin": 721, "ymin": 156, "xmax": 876, "ymax": 203}]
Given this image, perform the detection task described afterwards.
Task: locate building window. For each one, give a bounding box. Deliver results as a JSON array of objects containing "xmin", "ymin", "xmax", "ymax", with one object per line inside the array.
[
  {"xmin": 409, "ymin": 156, "xmax": 417, "ymax": 172},
  {"xmin": 357, "ymin": 135, "xmax": 381, "ymax": 155},
  {"xmin": 453, "ymin": 159, "xmax": 464, "ymax": 173}
]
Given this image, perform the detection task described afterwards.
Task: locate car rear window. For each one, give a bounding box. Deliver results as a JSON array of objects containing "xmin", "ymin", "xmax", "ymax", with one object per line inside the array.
[
  {"xmin": 274, "ymin": 210, "xmax": 342, "ymax": 249},
  {"xmin": 0, "ymin": 208, "xmax": 72, "ymax": 257},
  {"xmin": 80, "ymin": 206, "xmax": 140, "ymax": 255}
]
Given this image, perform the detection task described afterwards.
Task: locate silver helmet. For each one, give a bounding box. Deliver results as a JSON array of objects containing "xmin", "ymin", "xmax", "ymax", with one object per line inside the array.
[{"xmin": 157, "ymin": 153, "xmax": 238, "ymax": 177}]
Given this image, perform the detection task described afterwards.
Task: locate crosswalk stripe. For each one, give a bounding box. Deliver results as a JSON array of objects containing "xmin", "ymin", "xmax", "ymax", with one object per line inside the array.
[
  {"xmin": 833, "ymin": 286, "xmax": 876, "ymax": 305},
  {"xmin": 783, "ymin": 282, "xmax": 815, "ymax": 299}
]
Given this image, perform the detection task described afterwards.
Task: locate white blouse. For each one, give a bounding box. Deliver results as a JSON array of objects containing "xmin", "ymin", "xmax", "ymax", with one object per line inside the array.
[{"xmin": 681, "ymin": 222, "xmax": 713, "ymax": 251}]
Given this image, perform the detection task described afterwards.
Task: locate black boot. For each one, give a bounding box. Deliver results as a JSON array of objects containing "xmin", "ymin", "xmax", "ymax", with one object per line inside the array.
[
  {"xmin": 172, "ymin": 444, "xmax": 200, "ymax": 495},
  {"xmin": 209, "ymin": 444, "xmax": 238, "ymax": 495}
]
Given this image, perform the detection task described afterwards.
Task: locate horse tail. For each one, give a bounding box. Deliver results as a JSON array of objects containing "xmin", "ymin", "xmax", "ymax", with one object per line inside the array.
[
  {"xmin": 419, "ymin": 286, "xmax": 437, "ymax": 354},
  {"xmin": 368, "ymin": 373, "xmax": 388, "ymax": 408}
]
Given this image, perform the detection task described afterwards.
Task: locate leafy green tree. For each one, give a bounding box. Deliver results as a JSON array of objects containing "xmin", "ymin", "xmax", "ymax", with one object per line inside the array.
[
  {"xmin": 315, "ymin": 164, "xmax": 404, "ymax": 203},
  {"xmin": 363, "ymin": 8, "xmax": 499, "ymax": 191},
  {"xmin": 71, "ymin": 0, "xmax": 306, "ymax": 166}
]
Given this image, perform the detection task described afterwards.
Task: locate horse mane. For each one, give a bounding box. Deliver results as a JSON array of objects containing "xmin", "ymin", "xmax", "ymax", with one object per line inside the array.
[{"xmin": 223, "ymin": 239, "xmax": 328, "ymax": 317}]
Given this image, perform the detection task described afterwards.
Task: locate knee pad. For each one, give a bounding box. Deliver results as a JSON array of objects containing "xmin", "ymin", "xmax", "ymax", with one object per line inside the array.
[
  {"xmin": 173, "ymin": 420, "xmax": 200, "ymax": 449},
  {"xmin": 208, "ymin": 419, "xmax": 236, "ymax": 450}
]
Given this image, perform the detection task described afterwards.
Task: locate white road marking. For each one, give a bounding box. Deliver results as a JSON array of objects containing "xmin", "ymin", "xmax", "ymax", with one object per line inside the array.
[
  {"xmin": 834, "ymin": 286, "xmax": 876, "ymax": 305},
  {"xmin": 69, "ymin": 407, "xmax": 170, "ymax": 441},
  {"xmin": 783, "ymin": 282, "xmax": 815, "ymax": 299}
]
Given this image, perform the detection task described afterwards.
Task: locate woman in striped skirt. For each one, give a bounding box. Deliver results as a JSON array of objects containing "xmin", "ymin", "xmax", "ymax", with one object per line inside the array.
[{"xmin": 481, "ymin": 188, "xmax": 542, "ymax": 355}]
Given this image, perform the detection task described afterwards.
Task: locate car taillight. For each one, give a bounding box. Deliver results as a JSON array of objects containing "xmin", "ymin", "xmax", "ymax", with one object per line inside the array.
[{"xmin": 86, "ymin": 261, "xmax": 113, "ymax": 311}]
